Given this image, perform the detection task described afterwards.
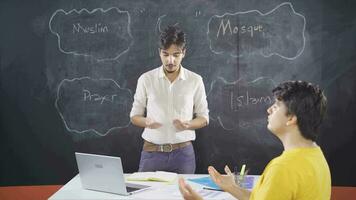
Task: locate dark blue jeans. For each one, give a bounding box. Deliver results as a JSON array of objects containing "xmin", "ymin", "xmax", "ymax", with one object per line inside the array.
[{"xmin": 138, "ymin": 144, "xmax": 196, "ymax": 174}]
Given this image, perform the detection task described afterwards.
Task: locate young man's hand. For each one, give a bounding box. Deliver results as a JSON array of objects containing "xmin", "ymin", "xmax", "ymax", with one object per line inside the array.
[
  {"xmin": 208, "ymin": 165, "xmax": 237, "ymax": 193},
  {"xmin": 145, "ymin": 118, "xmax": 162, "ymax": 129},
  {"xmin": 178, "ymin": 177, "xmax": 204, "ymax": 200},
  {"xmin": 173, "ymin": 119, "xmax": 191, "ymax": 131}
]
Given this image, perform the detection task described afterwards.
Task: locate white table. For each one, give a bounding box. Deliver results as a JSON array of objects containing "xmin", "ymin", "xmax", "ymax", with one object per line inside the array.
[{"xmin": 49, "ymin": 174, "xmax": 259, "ymax": 200}]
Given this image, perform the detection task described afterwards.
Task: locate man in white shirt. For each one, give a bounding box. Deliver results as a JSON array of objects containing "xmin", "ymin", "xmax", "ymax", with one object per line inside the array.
[{"xmin": 130, "ymin": 25, "xmax": 209, "ymax": 173}]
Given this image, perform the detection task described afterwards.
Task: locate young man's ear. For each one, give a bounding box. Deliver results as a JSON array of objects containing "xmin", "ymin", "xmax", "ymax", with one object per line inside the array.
[
  {"xmin": 181, "ymin": 48, "xmax": 186, "ymax": 58},
  {"xmin": 286, "ymin": 115, "xmax": 297, "ymax": 126}
]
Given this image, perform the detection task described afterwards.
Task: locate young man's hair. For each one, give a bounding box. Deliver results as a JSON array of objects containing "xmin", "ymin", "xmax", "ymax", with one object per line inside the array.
[
  {"xmin": 272, "ymin": 80, "xmax": 327, "ymax": 141},
  {"xmin": 159, "ymin": 25, "xmax": 186, "ymax": 50}
]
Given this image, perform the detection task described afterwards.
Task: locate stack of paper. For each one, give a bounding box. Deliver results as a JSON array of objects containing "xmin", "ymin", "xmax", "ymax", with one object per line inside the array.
[{"xmin": 127, "ymin": 171, "xmax": 178, "ymax": 182}]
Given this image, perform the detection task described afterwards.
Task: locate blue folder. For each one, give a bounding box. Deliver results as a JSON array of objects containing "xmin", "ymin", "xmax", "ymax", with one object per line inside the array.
[
  {"xmin": 188, "ymin": 176, "xmax": 221, "ymax": 190},
  {"xmin": 188, "ymin": 176, "xmax": 255, "ymax": 190}
]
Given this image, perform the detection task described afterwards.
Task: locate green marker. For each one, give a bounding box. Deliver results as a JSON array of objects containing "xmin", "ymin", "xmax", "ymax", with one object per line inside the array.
[
  {"xmin": 240, "ymin": 164, "xmax": 246, "ymax": 176},
  {"xmin": 238, "ymin": 164, "xmax": 246, "ymax": 187}
]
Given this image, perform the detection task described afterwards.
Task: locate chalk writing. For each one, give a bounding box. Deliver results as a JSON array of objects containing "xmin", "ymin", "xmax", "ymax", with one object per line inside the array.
[
  {"xmin": 49, "ymin": 7, "xmax": 133, "ymax": 61},
  {"xmin": 208, "ymin": 77, "xmax": 275, "ymax": 130},
  {"xmin": 216, "ymin": 19, "xmax": 263, "ymax": 38},
  {"xmin": 55, "ymin": 77, "xmax": 133, "ymax": 136},
  {"xmin": 83, "ymin": 89, "xmax": 117, "ymax": 104},
  {"xmin": 207, "ymin": 2, "xmax": 306, "ymax": 60},
  {"xmin": 230, "ymin": 90, "xmax": 272, "ymax": 111},
  {"xmin": 72, "ymin": 23, "xmax": 109, "ymax": 34}
]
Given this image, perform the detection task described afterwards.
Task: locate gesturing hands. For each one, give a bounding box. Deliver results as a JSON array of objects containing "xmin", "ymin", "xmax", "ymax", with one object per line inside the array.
[
  {"xmin": 173, "ymin": 119, "xmax": 191, "ymax": 131},
  {"xmin": 145, "ymin": 118, "xmax": 162, "ymax": 129},
  {"xmin": 179, "ymin": 165, "xmax": 244, "ymax": 200},
  {"xmin": 208, "ymin": 165, "xmax": 237, "ymax": 193},
  {"xmin": 178, "ymin": 178, "xmax": 204, "ymax": 200},
  {"xmin": 144, "ymin": 118, "xmax": 191, "ymax": 130}
]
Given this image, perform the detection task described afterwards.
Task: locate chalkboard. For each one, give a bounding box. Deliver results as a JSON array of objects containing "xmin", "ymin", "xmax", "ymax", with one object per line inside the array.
[{"xmin": 1, "ymin": 0, "xmax": 356, "ymax": 186}]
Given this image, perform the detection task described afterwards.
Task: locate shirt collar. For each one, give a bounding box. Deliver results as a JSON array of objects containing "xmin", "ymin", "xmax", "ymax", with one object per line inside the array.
[{"xmin": 159, "ymin": 65, "xmax": 186, "ymax": 80}]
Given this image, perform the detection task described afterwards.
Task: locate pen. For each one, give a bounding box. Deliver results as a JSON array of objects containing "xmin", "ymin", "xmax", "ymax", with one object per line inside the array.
[{"xmin": 203, "ymin": 187, "xmax": 223, "ymax": 191}]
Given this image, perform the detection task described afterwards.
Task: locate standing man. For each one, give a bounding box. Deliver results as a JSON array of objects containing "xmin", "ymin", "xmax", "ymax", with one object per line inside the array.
[
  {"xmin": 130, "ymin": 25, "xmax": 209, "ymax": 174},
  {"xmin": 179, "ymin": 80, "xmax": 331, "ymax": 200}
]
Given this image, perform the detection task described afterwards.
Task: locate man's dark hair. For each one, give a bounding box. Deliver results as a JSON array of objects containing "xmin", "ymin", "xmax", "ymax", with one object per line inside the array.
[
  {"xmin": 159, "ymin": 25, "xmax": 186, "ymax": 50},
  {"xmin": 272, "ymin": 80, "xmax": 327, "ymax": 141}
]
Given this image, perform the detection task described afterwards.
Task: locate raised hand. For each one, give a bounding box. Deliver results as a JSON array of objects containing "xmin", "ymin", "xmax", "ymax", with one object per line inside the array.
[{"xmin": 208, "ymin": 165, "xmax": 237, "ymax": 193}]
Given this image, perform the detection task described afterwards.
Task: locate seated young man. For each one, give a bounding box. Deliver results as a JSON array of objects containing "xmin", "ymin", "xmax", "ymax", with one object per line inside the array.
[{"xmin": 179, "ymin": 80, "xmax": 331, "ymax": 200}]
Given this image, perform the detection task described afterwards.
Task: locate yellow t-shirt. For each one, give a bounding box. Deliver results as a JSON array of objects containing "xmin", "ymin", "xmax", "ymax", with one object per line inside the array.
[{"xmin": 250, "ymin": 147, "xmax": 331, "ymax": 200}]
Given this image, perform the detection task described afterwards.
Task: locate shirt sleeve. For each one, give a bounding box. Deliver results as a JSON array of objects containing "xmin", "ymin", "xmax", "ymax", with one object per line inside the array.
[
  {"xmin": 130, "ymin": 75, "xmax": 147, "ymax": 118},
  {"xmin": 250, "ymin": 164, "xmax": 296, "ymax": 200},
  {"xmin": 193, "ymin": 77, "xmax": 209, "ymax": 124}
]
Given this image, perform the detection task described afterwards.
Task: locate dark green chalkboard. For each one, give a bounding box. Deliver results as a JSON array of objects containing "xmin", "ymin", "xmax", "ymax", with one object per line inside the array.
[{"xmin": 1, "ymin": 0, "xmax": 356, "ymax": 186}]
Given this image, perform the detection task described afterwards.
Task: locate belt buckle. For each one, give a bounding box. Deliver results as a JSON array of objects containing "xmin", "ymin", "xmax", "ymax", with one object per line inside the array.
[{"xmin": 159, "ymin": 144, "xmax": 173, "ymax": 152}]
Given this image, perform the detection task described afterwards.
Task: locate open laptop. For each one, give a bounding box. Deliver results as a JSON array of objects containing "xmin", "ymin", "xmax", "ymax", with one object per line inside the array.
[{"xmin": 75, "ymin": 152, "xmax": 151, "ymax": 195}]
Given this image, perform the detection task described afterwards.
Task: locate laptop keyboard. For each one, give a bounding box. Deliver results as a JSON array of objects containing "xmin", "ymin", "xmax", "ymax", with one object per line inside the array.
[{"xmin": 126, "ymin": 186, "xmax": 141, "ymax": 193}]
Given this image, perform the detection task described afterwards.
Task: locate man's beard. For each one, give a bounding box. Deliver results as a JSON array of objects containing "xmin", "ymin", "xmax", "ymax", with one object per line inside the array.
[
  {"xmin": 164, "ymin": 65, "xmax": 178, "ymax": 73},
  {"xmin": 165, "ymin": 69, "xmax": 176, "ymax": 74}
]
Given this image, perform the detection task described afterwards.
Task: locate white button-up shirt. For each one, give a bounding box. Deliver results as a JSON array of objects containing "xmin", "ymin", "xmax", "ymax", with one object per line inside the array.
[{"xmin": 130, "ymin": 66, "xmax": 209, "ymax": 144}]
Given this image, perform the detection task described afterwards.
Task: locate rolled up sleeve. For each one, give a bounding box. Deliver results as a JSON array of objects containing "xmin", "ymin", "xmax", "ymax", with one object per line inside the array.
[
  {"xmin": 193, "ymin": 77, "xmax": 209, "ymax": 124},
  {"xmin": 130, "ymin": 75, "xmax": 147, "ymax": 118}
]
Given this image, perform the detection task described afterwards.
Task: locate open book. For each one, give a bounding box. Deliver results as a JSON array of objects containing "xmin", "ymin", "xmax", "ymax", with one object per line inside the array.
[{"xmin": 127, "ymin": 171, "xmax": 178, "ymax": 182}]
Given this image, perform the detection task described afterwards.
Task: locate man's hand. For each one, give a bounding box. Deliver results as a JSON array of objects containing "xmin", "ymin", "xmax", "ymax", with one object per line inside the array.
[
  {"xmin": 208, "ymin": 165, "xmax": 238, "ymax": 193},
  {"xmin": 173, "ymin": 119, "xmax": 191, "ymax": 131},
  {"xmin": 178, "ymin": 177, "xmax": 204, "ymax": 200},
  {"xmin": 145, "ymin": 118, "xmax": 162, "ymax": 129}
]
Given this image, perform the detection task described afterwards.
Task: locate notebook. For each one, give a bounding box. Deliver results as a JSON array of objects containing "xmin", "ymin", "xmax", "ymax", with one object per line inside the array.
[{"xmin": 127, "ymin": 171, "xmax": 178, "ymax": 182}]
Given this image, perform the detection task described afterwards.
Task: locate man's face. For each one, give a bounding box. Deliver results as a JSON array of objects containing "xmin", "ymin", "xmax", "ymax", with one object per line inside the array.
[
  {"xmin": 159, "ymin": 44, "xmax": 186, "ymax": 74},
  {"xmin": 267, "ymin": 100, "xmax": 290, "ymax": 136}
]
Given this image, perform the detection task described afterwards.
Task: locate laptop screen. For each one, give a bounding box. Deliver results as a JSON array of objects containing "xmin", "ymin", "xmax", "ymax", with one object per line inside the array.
[{"xmin": 75, "ymin": 152, "xmax": 150, "ymax": 195}]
